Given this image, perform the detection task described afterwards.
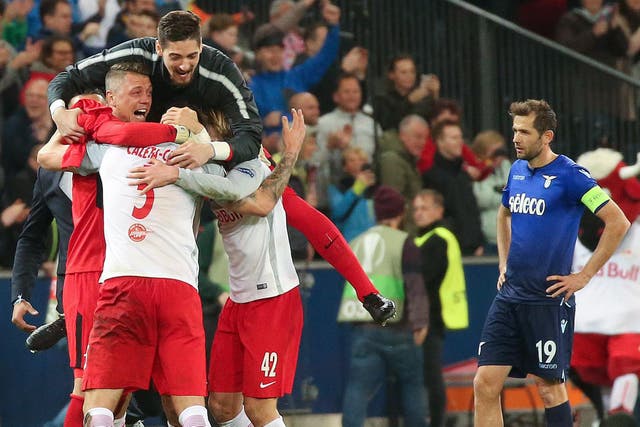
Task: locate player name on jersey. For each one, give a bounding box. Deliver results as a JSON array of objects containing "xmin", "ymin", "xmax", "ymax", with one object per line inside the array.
[{"xmin": 127, "ymin": 145, "xmax": 173, "ymax": 161}]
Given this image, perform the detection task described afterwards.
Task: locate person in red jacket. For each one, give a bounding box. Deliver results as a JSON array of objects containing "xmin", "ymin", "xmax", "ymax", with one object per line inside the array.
[{"xmin": 416, "ymin": 98, "xmax": 492, "ymax": 181}]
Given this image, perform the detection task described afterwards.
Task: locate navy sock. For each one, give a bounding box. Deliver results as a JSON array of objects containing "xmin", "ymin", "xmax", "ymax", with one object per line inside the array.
[{"xmin": 545, "ymin": 400, "xmax": 572, "ymax": 427}]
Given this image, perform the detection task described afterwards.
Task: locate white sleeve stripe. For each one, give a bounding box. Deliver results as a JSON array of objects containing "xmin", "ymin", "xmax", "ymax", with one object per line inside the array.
[
  {"xmin": 78, "ymin": 48, "xmax": 158, "ymax": 71},
  {"xmin": 198, "ymin": 66, "xmax": 250, "ymax": 119}
]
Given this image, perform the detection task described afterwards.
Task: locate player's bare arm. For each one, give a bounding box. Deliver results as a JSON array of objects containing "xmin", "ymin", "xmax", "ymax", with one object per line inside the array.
[
  {"xmin": 546, "ymin": 200, "xmax": 630, "ymax": 299},
  {"xmin": 51, "ymin": 106, "xmax": 85, "ymax": 142},
  {"xmin": 37, "ymin": 131, "xmax": 80, "ymax": 173},
  {"xmin": 227, "ymin": 110, "xmax": 306, "ymax": 216},
  {"xmin": 495, "ymin": 204, "xmax": 511, "ymax": 290}
]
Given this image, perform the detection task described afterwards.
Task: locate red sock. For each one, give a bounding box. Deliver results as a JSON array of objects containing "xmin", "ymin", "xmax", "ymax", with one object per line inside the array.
[
  {"xmin": 64, "ymin": 394, "xmax": 85, "ymax": 427},
  {"xmin": 282, "ymin": 187, "xmax": 378, "ymax": 301}
]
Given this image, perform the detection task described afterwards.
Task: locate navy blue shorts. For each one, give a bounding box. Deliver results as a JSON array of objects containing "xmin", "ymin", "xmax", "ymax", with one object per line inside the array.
[{"xmin": 477, "ymin": 298, "xmax": 575, "ymax": 381}]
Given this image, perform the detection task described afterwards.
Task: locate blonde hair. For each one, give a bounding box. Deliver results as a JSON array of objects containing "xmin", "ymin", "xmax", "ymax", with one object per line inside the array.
[{"xmin": 471, "ymin": 130, "xmax": 505, "ymax": 159}]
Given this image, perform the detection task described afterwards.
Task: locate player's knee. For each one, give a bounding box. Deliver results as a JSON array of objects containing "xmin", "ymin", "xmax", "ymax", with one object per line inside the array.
[
  {"xmin": 244, "ymin": 397, "xmax": 279, "ymax": 426},
  {"xmin": 208, "ymin": 394, "xmax": 237, "ymax": 422},
  {"xmin": 473, "ymin": 372, "xmax": 502, "ymax": 399}
]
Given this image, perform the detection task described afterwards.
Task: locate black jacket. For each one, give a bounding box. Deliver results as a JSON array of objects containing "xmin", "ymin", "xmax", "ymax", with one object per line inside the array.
[
  {"xmin": 47, "ymin": 37, "xmax": 262, "ymax": 164},
  {"xmin": 10, "ymin": 169, "xmax": 73, "ymax": 313}
]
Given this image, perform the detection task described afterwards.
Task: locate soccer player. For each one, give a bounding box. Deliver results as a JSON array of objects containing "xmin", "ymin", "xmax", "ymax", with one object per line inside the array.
[
  {"xmin": 128, "ymin": 109, "xmax": 314, "ymax": 427},
  {"xmin": 47, "ymin": 10, "xmax": 262, "ymax": 164},
  {"xmin": 472, "ymin": 99, "xmax": 630, "ymax": 427}
]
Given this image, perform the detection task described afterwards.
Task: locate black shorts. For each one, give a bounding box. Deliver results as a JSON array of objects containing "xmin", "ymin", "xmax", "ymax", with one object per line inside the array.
[{"xmin": 477, "ymin": 298, "xmax": 575, "ymax": 381}]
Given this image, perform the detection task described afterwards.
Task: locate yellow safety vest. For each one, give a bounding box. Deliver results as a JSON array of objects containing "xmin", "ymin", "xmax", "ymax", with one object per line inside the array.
[{"xmin": 414, "ymin": 227, "xmax": 469, "ymax": 330}]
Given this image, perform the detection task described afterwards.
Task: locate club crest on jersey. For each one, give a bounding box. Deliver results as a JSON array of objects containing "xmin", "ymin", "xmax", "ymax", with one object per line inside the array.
[
  {"xmin": 128, "ymin": 223, "xmax": 148, "ymax": 242},
  {"xmin": 542, "ymin": 175, "xmax": 557, "ymax": 189}
]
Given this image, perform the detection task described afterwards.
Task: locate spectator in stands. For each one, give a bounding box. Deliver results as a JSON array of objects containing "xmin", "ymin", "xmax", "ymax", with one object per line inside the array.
[
  {"xmin": 471, "ymin": 130, "xmax": 511, "ymax": 254},
  {"xmin": 373, "ymin": 53, "xmax": 440, "ymax": 131},
  {"xmin": 613, "ymin": 0, "xmax": 640, "ymax": 79},
  {"xmin": 294, "ymin": 21, "xmax": 370, "ymax": 114},
  {"xmin": 203, "ymin": 13, "xmax": 253, "ymax": 74},
  {"xmin": 2, "ymin": 77, "xmax": 52, "ymax": 182},
  {"xmin": 556, "ymin": 0, "xmax": 628, "ymax": 68},
  {"xmin": 249, "ymin": 1, "xmax": 340, "ymax": 133},
  {"xmin": 378, "ymin": 114, "xmax": 428, "ymax": 235},
  {"xmin": 417, "ymin": 98, "xmax": 490, "ymax": 181},
  {"xmin": 253, "ymin": 0, "xmax": 316, "ymax": 71},
  {"xmin": 315, "ymin": 72, "xmax": 381, "ymax": 211},
  {"xmin": 37, "ymin": 0, "xmax": 100, "ymax": 57},
  {"xmin": 0, "ymin": 35, "xmax": 73, "ymax": 98},
  {"xmin": 422, "ymin": 119, "xmax": 485, "ymax": 256},
  {"xmin": 76, "ymin": 0, "xmax": 121, "ymax": 51},
  {"xmin": 0, "ymin": 143, "xmax": 41, "ymax": 268},
  {"xmin": 1, "ymin": 0, "xmax": 33, "ymax": 49},
  {"xmin": 106, "ymin": 0, "xmax": 156, "ymax": 47},
  {"xmin": 328, "ymin": 146, "xmax": 376, "ymax": 242},
  {"xmin": 413, "ymin": 189, "xmax": 469, "ymax": 427},
  {"xmin": 289, "ymin": 91, "xmax": 321, "ymax": 134}
]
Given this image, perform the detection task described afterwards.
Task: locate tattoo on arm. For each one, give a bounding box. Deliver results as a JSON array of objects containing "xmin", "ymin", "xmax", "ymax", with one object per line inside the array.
[{"xmin": 227, "ymin": 151, "xmax": 297, "ymax": 211}]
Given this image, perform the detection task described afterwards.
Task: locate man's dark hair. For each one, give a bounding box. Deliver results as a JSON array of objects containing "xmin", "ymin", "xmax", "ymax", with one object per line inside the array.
[
  {"xmin": 416, "ymin": 189, "xmax": 444, "ymax": 209},
  {"xmin": 105, "ymin": 61, "xmax": 150, "ymax": 91},
  {"xmin": 334, "ymin": 72, "xmax": 360, "ymax": 93},
  {"xmin": 426, "ymin": 98, "xmax": 462, "ymax": 125},
  {"xmin": 386, "ymin": 53, "xmax": 415, "ymax": 73},
  {"xmin": 41, "ymin": 34, "xmax": 74, "ymax": 62},
  {"xmin": 157, "ymin": 10, "xmax": 201, "ymax": 47},
  {"xmin": 431, "ymin": 118, "xmax": 461, "ymax": 143},
  {"xmin": 40, "ymin": 0, "xmax": 69, "ymax": 24},
  {"xmin": 0, "ymin": 1, "xmax": 6, "ymax": 16},
  {"xmin": 509, "ymin": 99, "xmax": 557, "ymax": 135}
]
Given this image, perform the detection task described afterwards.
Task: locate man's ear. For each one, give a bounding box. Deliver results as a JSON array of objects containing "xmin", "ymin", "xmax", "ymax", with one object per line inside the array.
[
  {"xmin": 155, "ymin": 40, "xmax": 163, "ymax": 56},
  {"xmin": 543, "ymin": 129, "xmax": 554, "ymax": 145}
]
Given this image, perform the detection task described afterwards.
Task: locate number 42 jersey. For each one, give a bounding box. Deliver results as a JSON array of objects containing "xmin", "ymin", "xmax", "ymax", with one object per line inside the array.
[{"xmin": 499, "ymin": 155, "xmax": 609, "ymax": 305}]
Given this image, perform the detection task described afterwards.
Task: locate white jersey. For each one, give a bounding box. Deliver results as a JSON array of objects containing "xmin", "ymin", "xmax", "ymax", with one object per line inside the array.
[
  {"xmin": 573, "ymin": 221, "xmax": 640, "ymax": 334},
  {"xmin": 176, "ymin": 161, "xmax": 299, "ymax": 303},
  {"xmin": 83, "ymin": 143, "xmax": 201, "ymax": 289}
]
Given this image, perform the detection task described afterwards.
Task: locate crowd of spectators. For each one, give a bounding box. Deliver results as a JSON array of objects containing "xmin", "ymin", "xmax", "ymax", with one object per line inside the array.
[{"xmin": 0, "ymin": 0, "xmax": 520, "ymax": 270}]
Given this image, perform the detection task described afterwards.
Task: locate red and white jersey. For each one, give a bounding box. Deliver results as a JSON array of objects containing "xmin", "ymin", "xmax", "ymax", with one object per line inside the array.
[
  {"xmin": 213, "ymin": 195, "xmax": 299, "ymax": 303},
  {"xmin": 177, "ymin": 160, "xmax": 299, "ymax": 303},
  {"xmin": 573, "ymin": 221, "xmax": 640, "ymax": 334},
  {"xmin": 84, "ymin": 142, "xmax": 201, "ymax": 289}
]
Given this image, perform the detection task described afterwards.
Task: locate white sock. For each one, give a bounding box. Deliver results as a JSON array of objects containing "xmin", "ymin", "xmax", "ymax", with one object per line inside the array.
[
  {"xmin": 85, "ymin": 407, "xmax": 114, "ymax": 427},
  {"xmin": 215, "ymin": 407, "xmax": 252, "ymax": 427},
  {"xmin": 263, "ymin": 416, "xmax": 286, "ymax": 427},
  {"xmin": 610, "ymin": 373, "xmax": 638, "ymax": 413},
  {"xmin": 113, "ymin": 415, "xmax": 126, "ymax": 427},
  {"xmin": 178, "ymin": 405, "xmax": 211, "ymax": 427}
]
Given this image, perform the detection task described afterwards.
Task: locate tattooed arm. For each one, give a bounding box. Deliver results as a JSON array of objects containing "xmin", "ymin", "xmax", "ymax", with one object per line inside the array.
[{"xmin": 226, "ymin": 148, "xmax": 299, "ymax": 216}]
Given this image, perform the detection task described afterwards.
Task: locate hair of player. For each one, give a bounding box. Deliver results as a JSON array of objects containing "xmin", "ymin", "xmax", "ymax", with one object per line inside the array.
[
  {"xmin": 509, "ymin": 99, "xmax": 557, "ymax": 135},
  {"xmin": 158, "ymin": 10, "xmax": 201, "ymax": 47},
  {"xmin": 196, "ymin": 108, "xmax": 231, "ymax": 140},
  {"xmin": 105, "ymin": 61, "xmax": 150, "ymax": 92}
]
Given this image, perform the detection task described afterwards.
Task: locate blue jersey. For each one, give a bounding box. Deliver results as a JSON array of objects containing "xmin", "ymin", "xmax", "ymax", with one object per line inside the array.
[{"xmin": 499, "ymin": 155, "xmax": 608, "ymax": 304}]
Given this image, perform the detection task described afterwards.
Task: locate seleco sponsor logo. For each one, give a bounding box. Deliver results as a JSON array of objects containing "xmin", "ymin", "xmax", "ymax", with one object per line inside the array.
[
  {"xmin": 509, "ymin": 193, "xmax": 546, "ymax": 216},
  {"xmin": 128, "ymin": 223, "xmax": 147, "ymax": 242}
]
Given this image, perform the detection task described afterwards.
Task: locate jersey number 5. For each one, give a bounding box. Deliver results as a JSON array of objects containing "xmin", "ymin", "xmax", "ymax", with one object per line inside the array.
[{"xmin": 132, "ymin": 184, "xmax": 155, "ymax": 219}]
